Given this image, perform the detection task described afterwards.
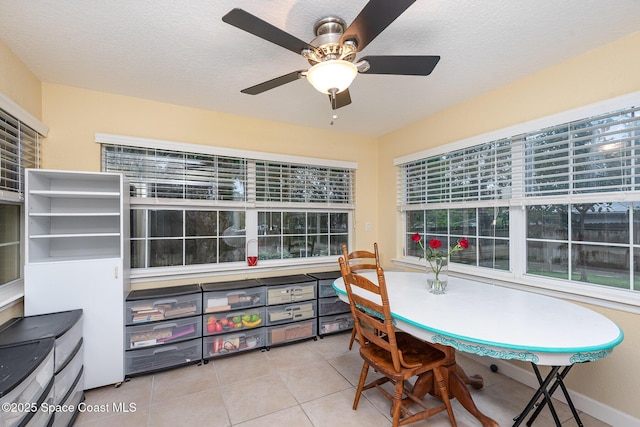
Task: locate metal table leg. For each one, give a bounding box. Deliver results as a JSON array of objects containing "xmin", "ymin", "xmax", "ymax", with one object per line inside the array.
[
  {"xmin": 513, "ymin": 363, "xmax": 583, "ymax": 427},
  {"xmin": 527, "ymin": 365, "xmax": 583, "ymax": 427}
]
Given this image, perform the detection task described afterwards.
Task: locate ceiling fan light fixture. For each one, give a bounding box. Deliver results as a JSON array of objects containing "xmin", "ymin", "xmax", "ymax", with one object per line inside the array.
[{"xmin": 306, "ymin": 60, "xmax": 357, "ymax": 94}]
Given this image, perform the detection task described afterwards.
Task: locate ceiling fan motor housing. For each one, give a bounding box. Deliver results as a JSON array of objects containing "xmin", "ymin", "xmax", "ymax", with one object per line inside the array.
[{"xmin": 305, "ymin": 17, "xmax": 356, "ymax": 65}]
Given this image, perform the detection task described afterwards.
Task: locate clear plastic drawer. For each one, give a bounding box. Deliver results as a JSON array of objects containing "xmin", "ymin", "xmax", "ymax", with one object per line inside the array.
[
  {"xmin": 125, "ymin": 338, "xmax": 202, "ymax": 376},
  {"xmin": 267, "ymin": 320, "xmax": 316, "ymax": 346},
  {"xmin": 265, "ymin": 281, "xmax": 316, "ymax": 305},
  {"xmin": 52, "ymin": 369, "xmax": 84, "ymax": 427},
  {"xmin": 201, "ymin": 280, "xmax": 265, "ymax": 313},
  {"xmin": 126, "ymin": 316, "xmax": 201, "ymax": 349},
  {"xmin": 203, "ymin": 328, "xmax": 265, "ymax": 359},
  {"xmin": 52, "ymin": 317, "xmax": 82, "ymax": 374},
  {"xmin": 24, "ymin": 379, "xmax": 53, "ymax": 427},
  {"xmin": 266, "ymin": 301, "xmax": 316, "ymax": 326},
  {"xmin": 203, "ymin": 307, "xmax": 265, "ymax": 336},
  {"xmin": 0, "ymin": 340, "xmax": 54, "ymax": 427},
  {"xmin": 307, "ymin": 272, "xmax": 342, "ymax": 298},
  {"xmin": 126, "ymin": 292, "xmax": 201, "ymax": 325},
  {"xmin": 53, "ymin": 340, "xmax": 83, "ymax": 405},
  {"xmin": 318, "ymin": 296, "xmax": 350, "ymax": 316},
  {"xmin": 319, "ymin": 313, "xmax": 354, "ymax": 335}
]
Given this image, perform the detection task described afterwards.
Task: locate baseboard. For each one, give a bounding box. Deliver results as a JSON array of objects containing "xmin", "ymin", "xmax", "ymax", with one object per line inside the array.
[{"xmin": 466, "ymin": 354, "xmax": 639, "ymax": 427}]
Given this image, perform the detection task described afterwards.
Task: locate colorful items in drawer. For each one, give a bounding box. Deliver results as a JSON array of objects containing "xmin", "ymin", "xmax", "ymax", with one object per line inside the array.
[
  {"xmin": 208, "ymin": 334, "xmax": 260, "ymax": 356},
  {"xmin": 130, "ymin": 324, "xmax": 196, "ymax": 348},
  {"xmin": 131, "ymin": 302, "xmax": 197, "ymax": 322},
  {"xmin": 206, "ymin": 313, "xmax": 262, "ymax": 334}
]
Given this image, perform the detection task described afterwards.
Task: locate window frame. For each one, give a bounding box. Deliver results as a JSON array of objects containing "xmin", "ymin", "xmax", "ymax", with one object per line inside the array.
[
  {"xmin": 97, "ymin": 133, "xmax": 357, "ymax": 283},
  {"xmin": 0, "ymin": 93, "xmax": 47, "ymax": 308},
  {"xmin": 395, "ymin": 90, "xmax": 640, "ymax": 310}
]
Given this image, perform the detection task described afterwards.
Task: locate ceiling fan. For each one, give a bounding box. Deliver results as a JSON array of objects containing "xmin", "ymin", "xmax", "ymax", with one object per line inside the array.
[{"xmin": 222, "ymin": 0, "xmax": 440, "ymax": 119}]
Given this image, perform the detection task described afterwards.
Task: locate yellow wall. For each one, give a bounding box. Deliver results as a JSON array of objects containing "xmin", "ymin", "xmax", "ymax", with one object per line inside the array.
[
  {"xmin": 378, "ymin": 31, "xmax": 640, "ymax": 419},
  {"xmin": 40, "ymin": 83, "xmax": 380, "ymax": 285},
  {"xmin": 0, "ymin": 39, "xmax": 42, "ymax": 119}
]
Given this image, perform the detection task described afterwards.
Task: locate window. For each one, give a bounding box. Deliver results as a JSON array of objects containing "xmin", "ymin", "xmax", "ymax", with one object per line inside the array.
[
  {"xmin": 99, "ymin": 134, "xmax": 356, "ymax": 277},
  {"xmin": 0, "ymin": 204, "xmax": 21, "ymax": 285},
  {"xmin": 130, "ymin": 208, "xmax": 247, "ymax": 268},
  {"xmin": 399, "ymin": 139, "xmax": 512, "ymax": 272},
  {"xmin": 0, "ymin": 101, "xmax": 43, "ymax": 297},
  {"xmin": 523, "ymin": 106, "xmax": 640, "ymax": 291},
  {"xmin": 257, "ymin": 211, "xmax": 349, "ymax": 259},
  {"xmin": 397, "ymin": 95, "xmax": 640, "ymax": 300},
  {"xmin": 1, "ymin": 109, "xmax": 39, "ymax": 198}
]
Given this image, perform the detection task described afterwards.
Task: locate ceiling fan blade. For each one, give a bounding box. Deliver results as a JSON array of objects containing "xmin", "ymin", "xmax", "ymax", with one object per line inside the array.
[
  {"xmin": 222, "ymin": 8, "xmax": 314, "ymax": 56},
  {"xmin": 241, "ymin": 70, "xmax": 305, "ymax": 95},
  {"xmin": 359, "ymin": 55, "xmax": 440, "ymax": 76},
  {"xmin": 340, "ymin": 0, "xmax": 416, "ymax": 52},
  {"xmin": 329, "ymin": 89, "xmax": 352, "ymax": 109}
]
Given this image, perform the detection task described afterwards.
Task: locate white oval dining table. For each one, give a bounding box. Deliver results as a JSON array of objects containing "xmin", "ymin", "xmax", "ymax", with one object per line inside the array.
[{"xmin": 333, "ymin": 271, "xmax": 624, "ymax": 427}]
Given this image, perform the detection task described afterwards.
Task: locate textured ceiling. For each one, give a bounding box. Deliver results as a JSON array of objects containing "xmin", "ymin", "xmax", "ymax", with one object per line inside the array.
[{"xmin": 1, "ymin": 0, "xmax": 639, "ymax": 137}]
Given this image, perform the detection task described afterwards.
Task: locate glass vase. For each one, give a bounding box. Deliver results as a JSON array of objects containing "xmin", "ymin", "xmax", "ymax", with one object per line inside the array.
[{"xmin": 427, "ymin": 257, "xmax": 448, "ymax": 294}]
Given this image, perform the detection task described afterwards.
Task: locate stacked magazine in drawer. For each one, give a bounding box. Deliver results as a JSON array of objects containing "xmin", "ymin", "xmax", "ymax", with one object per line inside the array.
[
  {"xmin": 125, "ymin": 285, "xmax": 202, "ymax": 376},
  {"xmin": 259, "ymin": 275, "xmax": 317, "ymax": 347}
]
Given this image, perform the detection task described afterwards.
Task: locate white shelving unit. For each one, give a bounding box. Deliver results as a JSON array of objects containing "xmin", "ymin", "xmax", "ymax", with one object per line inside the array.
[{"xmin": 24, "ymin": 169, "xmax": 130, "ymax": 389}]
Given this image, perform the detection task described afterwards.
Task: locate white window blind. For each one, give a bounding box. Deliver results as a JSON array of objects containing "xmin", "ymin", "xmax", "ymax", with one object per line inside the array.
[
  {"xmin": 398, "ymin": 138, "xmax": 512, "ymax": 208},
  {"xmin": 524, "ymin": 105, "xmax": 640, "ymax": 197},
  {"xmin": 102, "ymin": 144, "xmax": 247, "ymax": 201},
  {"xmin": 0, "ymin": 109, "xmax": 39, "ymax": 199},
  {"xmin": 255, "ymin": 161, "xmax": 354, "ymax": 207}
]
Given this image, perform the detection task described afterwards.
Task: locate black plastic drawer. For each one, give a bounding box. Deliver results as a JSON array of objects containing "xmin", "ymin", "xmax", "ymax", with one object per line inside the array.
[
  {"xmin": 319, "ymin": 296, "xmax": 350, "ymax": 316},
  {"xmin": 125, "ymin": 338, "xmax": 202, "ymax": 376}
]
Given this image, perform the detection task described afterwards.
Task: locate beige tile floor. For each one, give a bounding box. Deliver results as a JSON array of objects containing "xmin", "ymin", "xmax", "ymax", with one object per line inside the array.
[{"xmin": 74, "ymin": 332, "xmax": 612, "ymax": 427}]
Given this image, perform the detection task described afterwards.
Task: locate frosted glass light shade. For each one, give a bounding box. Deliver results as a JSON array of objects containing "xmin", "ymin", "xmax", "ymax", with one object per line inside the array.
[{"xmin": 306, "ymin": 60, "xmax": 358, "ymax": 94}]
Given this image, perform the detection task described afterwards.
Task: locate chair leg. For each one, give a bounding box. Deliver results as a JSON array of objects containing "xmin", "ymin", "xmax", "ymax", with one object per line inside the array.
[
  {"xmin": 391, "ymin": 379, "xmax": 405, "ymax": 427},
  {"xmin": 433, "ymin": 367, "xmax": 457, "ymax": 427},
  {"xmin": 348, "ymin": 328, "xmax": 357, "ymax": 350},
  {"xmin": 353, "ymin": 361, "xmax": 370, "ymax": 410}
]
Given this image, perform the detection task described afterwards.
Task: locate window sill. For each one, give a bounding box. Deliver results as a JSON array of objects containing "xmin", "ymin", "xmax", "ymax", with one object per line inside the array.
[
  {"xmin": 130, "ymin": 257, "xmax": 342, "ymax": 284},
  {"xmin": 0, "ymin": 280, "xmax": 24, "ymax": 311},
  {"xmin": 392, "ymin": 257, "xmax": 640, "ymax": 314}
]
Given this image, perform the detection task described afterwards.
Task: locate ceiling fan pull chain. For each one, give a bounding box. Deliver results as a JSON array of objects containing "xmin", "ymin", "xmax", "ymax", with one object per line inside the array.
[{"xmin": 329, "ymin": 89, "xmax": 339, "ymax": 125}]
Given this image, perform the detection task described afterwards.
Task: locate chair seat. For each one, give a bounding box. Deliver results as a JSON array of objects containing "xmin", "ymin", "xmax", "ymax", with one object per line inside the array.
[{"xmin": 360, "ymin": 332, "xmax": 447, "ymax": 379}]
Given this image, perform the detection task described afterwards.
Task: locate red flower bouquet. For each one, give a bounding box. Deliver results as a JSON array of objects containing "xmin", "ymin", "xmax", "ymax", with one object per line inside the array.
[{"xmin": 412, "ymin": 233, "xmax": 468, "ymax": 289}]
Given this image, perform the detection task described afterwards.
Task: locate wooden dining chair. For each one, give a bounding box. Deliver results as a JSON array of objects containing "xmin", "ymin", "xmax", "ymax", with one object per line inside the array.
[
  {"xmin": 338, "ymin": 257, "xmax": 457, "ymax": 427},
  {"xmin": 341, "ymin": 243, "xmax": 380, "ymax": 350}
]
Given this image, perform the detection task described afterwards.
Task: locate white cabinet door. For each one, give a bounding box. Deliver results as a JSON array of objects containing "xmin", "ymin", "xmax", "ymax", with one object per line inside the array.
[{"xmin": 25, "ymin": 258, "xmax": 126, "ymax": 389}]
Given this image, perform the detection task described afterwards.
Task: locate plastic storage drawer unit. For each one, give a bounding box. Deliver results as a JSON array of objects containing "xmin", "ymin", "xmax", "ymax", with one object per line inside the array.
[
  {"xmin": 126, "ymin": 284, "xmax": 202, "ymax": 324},
  {"xmin": 259, "ymin": 275, "xmax": 317, "ymax": 305},
  {"xmin": 127, "ymin": 316, "xmax": 201, "ymax": 349},
  {"xmin": 0, "ymin": 309, "xmax": 83, "ymax": 374},
  {"xmin": 0, "ymin": 339, "xmax": 55, "ymax": 427},
  {"xmin": 203, "ymin": 328, "xmax": 265, "ymax": 359},
  {"xmin": 125, "ymin": 338, "xmax": 202, "ymax": 376},
  {"xmin": 201, "ymin": 279, "xmax": 264, "ymax": 313}
]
